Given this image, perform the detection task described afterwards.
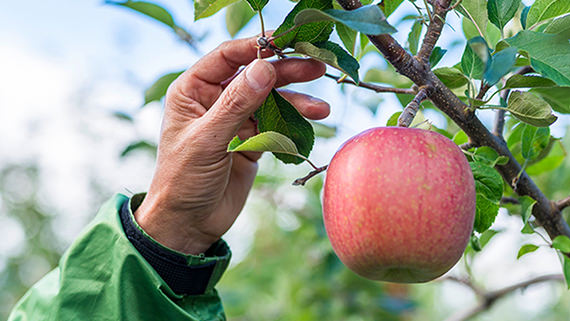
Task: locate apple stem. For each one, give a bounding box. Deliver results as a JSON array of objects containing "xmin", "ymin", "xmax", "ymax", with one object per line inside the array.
[
  {"xmin": 398, "ymin": 86, "xmax": 430, "ymax": 127},
  {"xmin": 292, "ymin": 165, "xmax": 328, "ymax": 186}
]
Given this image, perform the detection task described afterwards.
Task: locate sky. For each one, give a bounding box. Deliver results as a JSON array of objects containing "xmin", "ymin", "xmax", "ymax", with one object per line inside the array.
[{"xmin": 0, "ymin": 0, "xmax": 568, "ymax": 318}]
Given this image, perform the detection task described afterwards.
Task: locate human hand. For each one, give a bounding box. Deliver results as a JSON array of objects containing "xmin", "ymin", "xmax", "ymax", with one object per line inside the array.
[{"xmin": 134, "ymin": 36, "xmax": 329, "ymax": 254}]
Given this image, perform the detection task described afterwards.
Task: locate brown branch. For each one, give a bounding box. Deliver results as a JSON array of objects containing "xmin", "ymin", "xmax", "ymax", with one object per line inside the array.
[
  {"xmin": 459, "ymin": 142, "xmax": 477, "ymax": 150},
  {"xmin": 556, "ymin": 196, "xmax": 570, "ymax": 211},
  {"xmin": 336, "ymin": 0, "xmax": 570, "ymax": 241},
  {"xmin": 292, "ymin": 165, "xmax": 328, "ymax": 186},
  {"xmin": 444, "ymin": 274, "xmax": 564, "ymax": 321},
  {"xmin": 398, "ymin": 87, "xmax": 429, "ymax": 127},
  {"xmin": 417, "ymin": 0, "xmax": 454, "ymax": 64},
  {"xmin": 324, "ymin": 73, "xmax": 415, "ymax": 95},
  {"xmin": 501, "ymin": 196, "xmax": 520, "ymax": 205}
]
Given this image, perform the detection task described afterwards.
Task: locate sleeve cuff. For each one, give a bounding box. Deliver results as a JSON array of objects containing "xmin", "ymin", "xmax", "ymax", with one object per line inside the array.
[{"xmin": 119, "ymin": 193, "xmax": 231, "ymax": 296}]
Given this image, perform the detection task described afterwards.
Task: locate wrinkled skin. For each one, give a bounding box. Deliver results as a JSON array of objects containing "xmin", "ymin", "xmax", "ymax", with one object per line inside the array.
[{"xmin": 135, "ymin": 36, "xmax": 330, "ymax": 254}]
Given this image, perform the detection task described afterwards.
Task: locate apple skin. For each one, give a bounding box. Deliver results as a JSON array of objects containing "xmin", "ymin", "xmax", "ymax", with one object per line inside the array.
[{"xmin": 323, "ymin": 127, "xmax": 475, "ymax": 283}]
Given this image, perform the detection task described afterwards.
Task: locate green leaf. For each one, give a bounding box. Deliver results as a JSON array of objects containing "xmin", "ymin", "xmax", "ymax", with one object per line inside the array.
[
  {"xmin": 294, "ymin": 5, "xmax": 397, "ymax": 35},
  {"xmin": 522, "ymin": 222, "xmax": 535, "ymax": 234},
  {"xmin": 312, "ymin": 122, "xmax": 337, "ymax": 138},
  {"xmin": 521, "ymin": 124, "xmax": 550, "ymax": 160},
  {"xmin": 294, "ymin": 41, "xmax": 359, "ymax": 82},
  {"xmin": 487, "ymin": 0, "xmax": 521, "ymax": 31},
  {"xmin": 517, "ymin": 244, "xmax": 539, "ymax": 259},
  {"xmin": 407, "ymin": 20, "xmax": 422, "ymax": 55},
  {"xmin": 504, "ymin": 74, "xmax": 557, "ymax": 90},
  {"xmin": 470, "ymin": 162, "xmax": 504, "ymax": 203},
  {"xmin": 480, "ymin": 229, "xmax": 501, "ymax": 248},
  {"xmin": 107, "ymin": 0, "xmax": 176, "ymax": 28},
  {"xmin": 474, "ymin": 193, "xmax": 501, "ymax": 233},
  {"xmin": 519, "ymin": 195, "xmax": 537, "ymax": 225},
  {"xmin": 379, "ymin": 0, "xmax": 404, "ymax": 17},
  {"xmin": 559, "ymin": 260, "xmax": 570, "ymax": 291},
  {"xmin": 386, "ymin": 111, "xmax": 402, "ymax": 126},
  {"xmin": 195, "ymin": 0, "xmax": 239, "ymax": 20},
  {"xmin": 521, "ymin": 5, "xmax": 531, "ymax": 29},
  {"xmin": 461, "ymin": 37, "xmax": 488, "ymax": 79},
  {"xmin": 255, "ymin": 89, "xmax": 314, "ymax": 164},
  {"xmin": 335, "ymin": 22, "xmax": 357, "ymax": 55},
  {"xmin": 429, "ymin": 47, "xmax": 447, "ymax": 67},
  {"xmin": 544, "ymin": 14, "xmax": 570, "ymax": 37},
  {"xmin": 244, "ymin": 0, "xmax": 269, "ymax": 11},
  {"xmin": 458, "ymin": 0, "xmax": 488, "ymax": 41},
  {"xmin": 144, "ymin": 70, "xmax": 184, "ymax": 106},
  {"xmin": 227, "ymin": 131, "xmax": 302, "ymax": 156},
  {"xmin": 526, "ymin": 0, "xmax": 570, "ymax": 29},
  {"xmin": 120, "ymin": 140, "xmax": 157, "ymax": 158},
  {"xmin": 552, "ymin": 235, "xmax": 570, "ymax": 253},
  {"xmin": 527, "ymin": 139, "xmax": 567, "ymax": 175},
  {"xmin": 225, "ymin": 1, "xmax": 256, "ymax": 37},
  {"xmin": 273, "ymin": 0, "xmax": 334, "ymax": 49},
  {"xmin": 434, "ymin": 67, "xmax": 469, "ymax": 89},
  {"xmin": 530, "ymin": 87, "xmax": 570, "ymax": 114},
  {"xmin": 506, "ymin": 31, "xmax": 570, "ymax": 86},
  {"xmin": 484, "ymin": 47, "xmax": 517, "ymax": 86},
  {"xmin": 470, "ymin": 234, "xmax": 482, "ymax": 251},
  {"xmin": 473, "ymin": 146, "xmax": 509, "ymax": 166},
  {"xmin": 453, "ymin": 130, "xmax": 469, "ymax": 145},
  {"xmin": 507, "ymin": 91, "xmax": 558, "ymax": 127}
]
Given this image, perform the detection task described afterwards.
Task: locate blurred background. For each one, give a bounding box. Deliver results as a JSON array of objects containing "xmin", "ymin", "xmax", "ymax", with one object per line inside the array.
[{"xmin": 1, "ymin": 0, "xmax": 569, "ymax": 320}]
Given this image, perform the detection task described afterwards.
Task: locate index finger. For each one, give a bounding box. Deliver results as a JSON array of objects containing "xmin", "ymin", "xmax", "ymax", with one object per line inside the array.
[{"xmin": 185, "ymin": 36, "xmax": 274, "ymax": 85}]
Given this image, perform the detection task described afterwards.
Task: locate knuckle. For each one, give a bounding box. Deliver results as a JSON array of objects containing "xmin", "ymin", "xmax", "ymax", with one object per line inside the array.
[{"xmin": 218, "ymin": 84, "xmax": 251, "ymax": 116}]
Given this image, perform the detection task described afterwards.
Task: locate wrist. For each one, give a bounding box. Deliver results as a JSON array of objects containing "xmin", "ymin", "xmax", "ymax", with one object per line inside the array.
[{"xmin": 133, "ymin": 193, "xmax": 219, "ymax": 255}]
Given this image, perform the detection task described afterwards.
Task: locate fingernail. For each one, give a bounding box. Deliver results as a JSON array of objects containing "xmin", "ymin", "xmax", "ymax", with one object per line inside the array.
[{"xmin": 245, "ymin": 60, "xmax": 274, "ymax": 91}]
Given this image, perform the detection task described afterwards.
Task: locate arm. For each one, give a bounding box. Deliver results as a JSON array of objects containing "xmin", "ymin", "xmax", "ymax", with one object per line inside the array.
[{"xmin": 9, "ymin": 36, "xmax": 329, "ymax": 321}]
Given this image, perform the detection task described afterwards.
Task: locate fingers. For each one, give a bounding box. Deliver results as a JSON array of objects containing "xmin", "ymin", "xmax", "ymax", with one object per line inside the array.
[
  {"xmin": 203, "ymin": 59, "xmax": 276, "ymax": 144},
  {"xmin": 278, "ymin": 90, "xmax": 330, "ymax": 120},
  {"xmin": 184, "ymin": 37, "xmax": 274, "ymax": 86},
  {"xmin": 273, "ymin": 58, "xmax": 326, "ymax": 88}
]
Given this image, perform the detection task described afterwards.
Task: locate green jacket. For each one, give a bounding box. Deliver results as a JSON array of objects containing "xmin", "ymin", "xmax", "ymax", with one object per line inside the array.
[{"xmin": 8, "ymin": 194, "xmax": 231, "ymax": 321}]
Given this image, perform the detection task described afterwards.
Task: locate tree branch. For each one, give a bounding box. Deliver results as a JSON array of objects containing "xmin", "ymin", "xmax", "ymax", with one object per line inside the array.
[
  {"xmin": 324, "ymin": 73, "xmax": 415, "ymax": 95},
  {"xmin": 444, "ymin": 274, "xmax": 564, "ymax": 321},
  {"xmin": 335, "ymin": 0, "xmax": 570, "ymax": 241},
  {"xmin": 398, "ymin": 86, "xmax": 430, "ymax": 127},
  {"xmin": 501, "ymin": 196, "xmax": 520, "ymax": 205},
  {"xmin": 556, "ymin": 196, "xmax": 570, "ymax": 211},
  {"xmin": 417, "ymin": 0, "xmax": 453, "ymax": 64}
]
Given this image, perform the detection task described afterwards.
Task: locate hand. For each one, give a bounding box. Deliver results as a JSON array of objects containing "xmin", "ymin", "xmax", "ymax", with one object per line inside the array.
[{"xmin": 134, "ymin": 36, "xmax": 330, "ymax": 254}]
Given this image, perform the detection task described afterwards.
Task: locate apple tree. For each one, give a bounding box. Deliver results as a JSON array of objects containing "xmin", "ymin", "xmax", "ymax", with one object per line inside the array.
[{"xmin": 111, "ymin": 0, "xmax": 570, "ymax": 319}]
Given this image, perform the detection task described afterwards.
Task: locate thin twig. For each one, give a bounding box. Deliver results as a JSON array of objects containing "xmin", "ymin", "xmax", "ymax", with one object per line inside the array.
[
  {"xmin": 398, "ymin": 86, "xmax": 430, "ymax": 127},
  {"xmin": 459, "ymin": 141, "xmax": 477, "ymax": 150},
  {"xmin": 501, "ymin": 196, "xmax": 520, "ymax": 205},
  {"xmin": 556, "ymin": 196, "xmax": 570, "ymax": 211},
  {"xmin": 444, "ymin": 274, "xmax": 564, "ymax": 321},
  {"xmin": 417, "ymin": 0, "xmax": 453, "ymax": 64},
  {"xmin": 293, "ymin": 165, "xmax": 328, "ymax": 186},
  {"xmin": 448, "ymin": 0, "xmax": 463, "ymax": 11},
  {"xmin": 325, "ymin": 73, "xmax": 416, "ymax": 95}
]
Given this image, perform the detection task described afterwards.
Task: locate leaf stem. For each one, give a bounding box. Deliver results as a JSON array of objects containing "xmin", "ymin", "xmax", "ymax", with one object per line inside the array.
[
  {"xmin": 324, "ymin": 73, "xmax": 416, "ymax": 94},
  {"xmin": 422, "ymin": 0, "xmax": 433, "ymax": 22},
  {"xmin": 293, "ymin": 165, "xmax": 328, "ymax": 186},
  {"xmin": 267, "ymin": 25, "xmax": 299, "ymax": 43},
  {"xmin": 259, "ymin": 10, "xmax": 266, "ymax": 37},
  {"xmin": 460, "ymin": 4, "xmax": 485, "ymax": 40}
]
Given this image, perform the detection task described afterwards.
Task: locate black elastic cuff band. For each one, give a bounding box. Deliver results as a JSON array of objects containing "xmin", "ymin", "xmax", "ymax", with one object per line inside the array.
[{"xmin": 119, "ymin": 199, "xmax": 215, "ymax": 295}]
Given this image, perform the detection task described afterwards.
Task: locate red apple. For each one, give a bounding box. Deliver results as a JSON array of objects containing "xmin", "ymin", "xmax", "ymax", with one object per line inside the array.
[{"xmin": 323, "ymin": 127, "xmax": 475, "ymax": 283}]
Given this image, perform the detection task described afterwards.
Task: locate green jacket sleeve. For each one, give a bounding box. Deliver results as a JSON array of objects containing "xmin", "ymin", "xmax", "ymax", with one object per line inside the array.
[{"xmin": 8, "ymin": 194, "xmax": 230, "ymax": 321}]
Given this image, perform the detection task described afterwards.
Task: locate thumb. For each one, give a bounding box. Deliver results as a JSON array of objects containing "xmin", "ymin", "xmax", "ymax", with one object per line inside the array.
[{"xmin": 204, "ymin": 59, "xmax": 276, "ymax": 142}]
